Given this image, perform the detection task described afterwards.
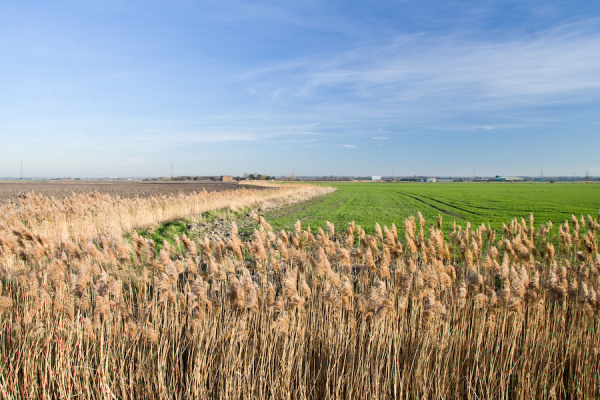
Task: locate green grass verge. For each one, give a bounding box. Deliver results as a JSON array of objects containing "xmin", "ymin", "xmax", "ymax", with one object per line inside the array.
[{"xmin": 133, "ymin": 206, "xmax": 254, "ymax": 252}]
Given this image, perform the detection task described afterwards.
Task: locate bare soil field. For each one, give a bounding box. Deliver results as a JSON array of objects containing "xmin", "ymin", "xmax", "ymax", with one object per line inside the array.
[{"xmin": 0, "ymin": 180, "xmax": 253, "ymax": 205}]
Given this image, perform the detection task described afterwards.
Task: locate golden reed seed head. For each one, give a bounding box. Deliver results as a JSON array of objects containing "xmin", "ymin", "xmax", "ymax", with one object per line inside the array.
[
  {"xmin": 326, "ymin": 221, "xmax": 335, "ymax": 237},
  {"xmin": 457, "ymin": 282, "xmax": 467, "ymax": 309},
  {"xmin": 270, "ymin": 314, "xmax": 290, "ymax": 334},
  {"xmin": 264, "ymin": 282, "xmax": 276, "ymax": 307},
  {"xmin": 300, "ymin": 278, "xmax": 312, "ymax": 298},
  {"xmin": 375, "ymin": 222, "xmax": 383, "ymax": 238},
  {"xmin": 183, "ymin": 235, "xmax": 198, "ymax": 256},
  {"xmin": 390, "ymin": 222, "xmax": 398, "ymax": 239},
  {"xmin": 143, "ymin": 325, "xmax": 159, "ymax": 344},
  {"xmin": 227, "ymin": 277, "xmax": 246, "ymax": 311},
  {"xmin": 282, "ymin": 270, "xmax": 298, "ymax": 298},
  {"xmin": 346, "ymin": 220, "xmax": 355, "ymax": 236},
  {"xmin": 186, "ymin": 258, "xmax": 198, "ymax": 275},
  {"xmin": 530, "ymin": 270, "xmax": 540, "ymax": 291},
  {"xmin": 242, "ymin": 276, "xmax": 259, "ymax": 312},
  {"xmin": 473, "ymin": 293, "xmax": 489, "ymax": 310},
  {"xmin": 417, "ymin": 212, "xmax": 425, "ymax": 227},
  {"xmin": 341, "ymin": 277, "xmax": 353, "ymax": 299},
  {"xmin": 588, "ymin": 287, "xmax": 597, "ymax": 307},
  {"xmin": 0, "ymin": 296, "xmax": 13, "ymax": 312},
  {"xmin": 279, "ymin": 229, "xmax": 289, "ymax": 246},
  {"xmin": 345, "ymin": 234, "xmax": 354, "ymax": 248},
  {"xmin": 315, "ymin": 247, "xmax": 331, "ymax": 278},
  {"xmin": 206, "ymin": 256, "xmax": 219, "ymax": 278},
  {"xmin": 439, "ymin": 272, "xmax": 452, "ymax": 291},
  {"xmin": 251, "ymin": 239, "xmax": 267, "ymax": 262},
  {"xmin": 290, "ymin": 295, "xmax": 305, "ymax": 312}
]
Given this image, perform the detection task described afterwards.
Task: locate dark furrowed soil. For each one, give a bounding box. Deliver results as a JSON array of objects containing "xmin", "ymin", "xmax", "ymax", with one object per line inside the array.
[{"xmin": 0, "ymin": 181, "xmax": 263, "ymax": 205}]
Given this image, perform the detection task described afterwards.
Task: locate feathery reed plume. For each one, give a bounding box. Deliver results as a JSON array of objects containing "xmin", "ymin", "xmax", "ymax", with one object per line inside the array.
[
  {"xmin": 279, "ymin": 229, "xmax": 289, "ymax": 246},
  {"xmin": 250, "ymin": 237, "xmax": 267, "ymax": 262},
  {"xmin": 159, "ymin": 248, "xmax": 171, "ymax": 266},
  {"xmin": 206, "ymin": 256, "xmax": 219, "ymax": 279},
  {"xmin": 326, "ymin": 221, "xmax": 335, "ymax": 237},
  {"xmin": 300, "ymin": 277, "xmax": 312, "ymax": 298},
  {"xmin": 315, "ymin": 247, "xmax": 331, "ymax": 278},
  {"xmin": 457, "ymin": 281, "xmax": 468, "ymax": 309},
  {"xmin": 282, "ymin": 270, "xmax": 298, "ymax": 298},
  {"xmin": 227, "ymin": 277, "xmax": 246, "ymax": 311},
  {"xmin": 264, "ymin": 282, "xmax": 276, "ymax": 307},
  {"xmin": 375, "ymin": 222, "xmax": 383, "ymax": 239},
  {"xmin": 0, "ymin": 296, "xmax": 13, "ymax": 312},
  {"xmin": 226, "ymin": 236, "xmax": 244, "ymax": 262},
  {"xmin": 181, "ymin": 233, "xmax": 197, "ymax": 256},
  {"xmin": 241, "ymin": 274, "xmax": 258, "ymax": 312}
]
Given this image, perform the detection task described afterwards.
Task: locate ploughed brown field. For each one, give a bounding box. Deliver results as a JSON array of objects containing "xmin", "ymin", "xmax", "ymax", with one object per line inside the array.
[{"xmin": 0, "ymin": 180, "xmax": 253, "ymax": 205}]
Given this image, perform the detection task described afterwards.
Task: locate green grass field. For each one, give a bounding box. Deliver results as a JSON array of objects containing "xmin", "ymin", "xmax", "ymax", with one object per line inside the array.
[{"xmin": 265, "ymin": 182, "xmax": 600, "ymax": 235}]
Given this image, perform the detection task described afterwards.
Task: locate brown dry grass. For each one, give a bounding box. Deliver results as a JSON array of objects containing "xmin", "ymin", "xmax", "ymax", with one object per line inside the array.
[{"xmin": 0, "ymin": 192, "xmax": 599, "ymax": 399}]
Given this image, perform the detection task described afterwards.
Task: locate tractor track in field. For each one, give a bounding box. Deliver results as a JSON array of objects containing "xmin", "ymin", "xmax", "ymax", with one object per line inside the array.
[
  {"xmin": 412, "ymin": 194, "xmax": 487, "ymax": 218},
  {"xmin": 400, "ymin": 193, "xmax": 466, "ymax": 221}
]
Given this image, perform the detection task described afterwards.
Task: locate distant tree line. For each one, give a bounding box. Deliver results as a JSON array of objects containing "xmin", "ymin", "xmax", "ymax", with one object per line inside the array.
[
  {"xmin": 144, "ymin": 176, "xmax": 228, "ymax": 182},
  {"xmin": 144, "ymin": 174, "xmax": 276, "ymax": 182},
  {"xmin": 244, "ymin": 173, "xmax": 274, "ymax": 181}
]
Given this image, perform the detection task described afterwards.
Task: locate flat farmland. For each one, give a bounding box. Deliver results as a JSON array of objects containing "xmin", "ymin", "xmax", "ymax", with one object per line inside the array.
[
  {"xmin": 0, "ymin": 180, "xmax": 251, "ymax": 205},
  {"xmin": 2, "ymin": 178, "xmax": 599, "ymax": 398},
  {"xmin": 265, "ymin": 181, "xmax": 600, "ymax": 234}
]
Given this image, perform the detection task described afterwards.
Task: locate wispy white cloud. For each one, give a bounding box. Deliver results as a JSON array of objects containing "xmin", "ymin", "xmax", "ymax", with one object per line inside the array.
[
  {"xmin": 342, "ymin": 144, "xmax": 356, "ymax": 148},
  {"xmin": 243, "ymin": 18, "xmax": 600, "ymax": 121}
]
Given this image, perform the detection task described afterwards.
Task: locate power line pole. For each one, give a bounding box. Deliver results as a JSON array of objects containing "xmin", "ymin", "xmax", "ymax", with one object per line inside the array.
[{"xmin": 20, "ymin": 161, "xmax": 24, "ymax": 180}]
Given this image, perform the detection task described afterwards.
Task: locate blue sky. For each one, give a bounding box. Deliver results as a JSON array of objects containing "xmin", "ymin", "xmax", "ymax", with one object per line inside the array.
[{"xmin": 1, "ymin": 1, "xmax": 599, "ymax": 178}]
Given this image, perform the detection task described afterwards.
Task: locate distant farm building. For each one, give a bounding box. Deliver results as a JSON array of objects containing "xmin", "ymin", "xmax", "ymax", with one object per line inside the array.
[
  {"xmin": 221, "ymin": 175, "xmax": 233, "ymax": 182},
  {"xmin": 370, "ymin": 176, "xmax": 382, "ymax": 181},
  {"xmin": 494, "ymin": 176, "xmax": 523, "ymax": 182},
  {"xmin": 426, "ymin": 177, "xmax": 437, "ymax": 183}
]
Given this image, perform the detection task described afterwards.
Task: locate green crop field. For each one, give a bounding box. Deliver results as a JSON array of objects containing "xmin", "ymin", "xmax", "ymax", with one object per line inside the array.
[{"xmin": 265, "ymin": 182, "xmax": 600, "ymax": 235}]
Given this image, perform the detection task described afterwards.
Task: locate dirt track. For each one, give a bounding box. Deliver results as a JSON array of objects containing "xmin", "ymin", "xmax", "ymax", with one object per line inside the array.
[{"xmin": 0, "ymin": 181, "xmax": 257, "ymax": 205}]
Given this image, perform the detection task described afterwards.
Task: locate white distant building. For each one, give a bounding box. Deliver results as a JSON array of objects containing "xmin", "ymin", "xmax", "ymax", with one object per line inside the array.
[
  {"xmin": 370, "ymin": 176, "xmax": 382, "ymax": 181},
  {"xmin": 426, "ymin": 177, "xmax": 437, "ymax": 182},
  {"xmin": 494, "ymin": 176, "xmax": 523, "ymax": 182}
]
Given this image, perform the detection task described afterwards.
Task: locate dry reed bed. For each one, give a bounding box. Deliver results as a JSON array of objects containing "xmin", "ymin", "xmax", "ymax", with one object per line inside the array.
[
  {"xmin": 0, "ymin": 184, "xmax": 333, "ymax": 270},
  {"xmin": 0, "ymin": 191, "xmax": 599, "ymax": 399}
]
